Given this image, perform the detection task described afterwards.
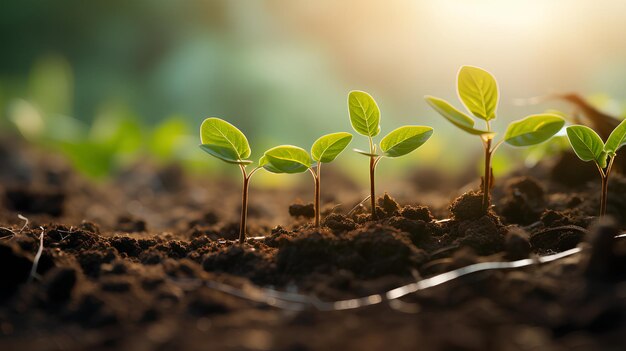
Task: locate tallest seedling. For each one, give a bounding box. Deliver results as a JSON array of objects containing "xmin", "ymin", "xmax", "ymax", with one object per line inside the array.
[{"xmin": 426, "ymin": 66, "xmax": 565, "ymax": 212}]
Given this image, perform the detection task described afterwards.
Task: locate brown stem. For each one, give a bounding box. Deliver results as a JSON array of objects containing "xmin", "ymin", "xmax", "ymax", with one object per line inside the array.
[
  {"xmin": 600, "ymin": 156, "xmax": 615, "ymax": 217},
  {"xmin": 309, "ymin": 165, "xmax": 321, "ymax": 227},
  {"xmin": 370, "ymin": 155, "xmax": 377, "ymax": 219},
  {"xmin": 600, "ymin": 175, "xmax": 608, "ymax": 217},
  {"xmin": 482, "ymin": 138, "xmax": 493, "ymax": 213},
  {"xmin": 238, "ymin": 167, "xmax": 250, "ymax": 244}
]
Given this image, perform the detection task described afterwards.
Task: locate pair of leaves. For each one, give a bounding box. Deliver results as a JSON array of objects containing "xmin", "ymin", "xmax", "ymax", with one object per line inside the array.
[
  {"xmin": 566, "ymin": 118, "xmax": 626, "ymax": 168},
  {"xmin": 425, "ymin": 66, "xmax": 498, "ymax": 137},
  {"xmin": 200, "ymin": 117, "xmax": 354, "ymax": 174},
  {"xmin": 427, "ymin": 66, "xmax": 565, "ymax": 147},
  {"xmin": 349, "ymin": 91, "xmax": 434, "ymax": 158},
  {"xmin": 263, "ymin": 132, "xmax": 354, "ymax": 174}
]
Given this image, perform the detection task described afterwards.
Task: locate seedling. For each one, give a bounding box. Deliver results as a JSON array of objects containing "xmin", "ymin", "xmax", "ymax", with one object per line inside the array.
[
  {"xmin": 199, "ymin": 117, "xmax": 262, "ymax": 244},
  {"xmin": 425, "ymin": 66, "xmax": 565, "ymax": 213},
  {"xmin": 260, "ymin": 132, "xmax": 353, "ymax": 226},
  {"xmin": 566, "ymin": 118, "xmax": 626, "ymax": 216},
  {"xmin": 348, "ymin": 90, "xmax": 434, "ymax": 219}
]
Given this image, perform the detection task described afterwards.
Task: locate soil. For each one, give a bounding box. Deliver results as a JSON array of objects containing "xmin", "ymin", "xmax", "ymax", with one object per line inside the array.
[{"xmin": 1, "ymin": 139, "xmax": 626, "ymax": 351}]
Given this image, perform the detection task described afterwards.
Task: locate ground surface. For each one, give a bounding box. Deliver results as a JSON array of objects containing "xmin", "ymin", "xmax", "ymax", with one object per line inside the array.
[{"xmin": 1, "ymin": 140, "xmax": 626, "ymax": 351}]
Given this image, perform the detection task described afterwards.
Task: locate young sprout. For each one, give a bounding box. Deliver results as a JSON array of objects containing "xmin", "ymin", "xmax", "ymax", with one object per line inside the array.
[
  {"xmin": 566, "ymin": 118, "xmax": 626, "ymax": 216},
  {"xmin": 348, "ymin": 90, "xmax": 434, "ymax": 219},
  {"xmin": 261, "ymin": 132, "xmax": 353, "ymax": 227},
  {"xmin": 425, "ymin": 66, "xmax": 565, "ymax": 213},
  {"xmin": 199, "ymin": 117, "xmax": 261, "ymax": 244}
]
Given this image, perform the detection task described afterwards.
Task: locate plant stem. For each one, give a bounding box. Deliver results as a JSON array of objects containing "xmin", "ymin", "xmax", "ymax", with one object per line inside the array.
[
  {"xmin": 237, "ymin": 165, "xmax": 261, "ymax": 244},
  {"xmin": 369, "ymin": 156, "xmax": 379, "ymax": 219},
  {"xmin": 599, "ymin": 156, "xmax": 615, "ymax": 217},
  {"xmin": 309, "ymin": 165, "xmax": 321, "ymax": 227},
  {"xmin": 482, "ymin": 138, "xmax": 493, "ymax": 213}
]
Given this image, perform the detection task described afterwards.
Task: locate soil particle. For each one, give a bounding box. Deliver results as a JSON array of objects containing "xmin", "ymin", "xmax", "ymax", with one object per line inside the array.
[
  {"xmin": 276, "ymin": 229, "xmax": 338, "ymax": 276},
  {"xmin": 584, "ymin": 218, "xmax": 626, "ymax": 280},
  {"xmin": 504, "ymin": 226, "xmax": 531, "ymax": 260},
  {"xmin": 77, "ymin": 248, "xmax": 117, "ymax": 277},
  {"xmin": 288, "ymin": 203, "xmax": 315, "ymax": 219},
  {"xmin": 454, "ymin": 216, "xmax": 505, "ymax": 255},
  {"xmin": 376, "ymin": 194, "xmax": 400, "ymax": 218},
  {"xmin": 322, "ymin": 213, "xmax": 356, "ymax": 234},
  {"xmin": 530, "ymin": 225, "xmax": 587, "ymax": 253},
  {"xmin": 400, "ymin": 205, "xmax": 433, "ymax": 222},
  {"xmin": 40, "ymin": 267, "xmax": 77, "ymax": 304},
  {"xmin": 342, "ymin": 224, "xmax": 427, "ymax": 277},
  {"xmin": 499, "ymin": 176, "xmax": 545, "ymax": 225},
  {"xmin": 4, "ymin": 186, "xmax": 65, "ymax": 216},
  {"xmin": 449, "ymin": 191, "xmax": 487, "ymax": 221},
  {"xmin": 109, "ymin": 236, "xmax": 142, "ymax": 257},
  {"xmin": 202, "ymin": 245, "xmax": 273, "ymax": 284},
  {"xmin": 187, "ymin": 211, "xmax": 219, "ymax": 228},
  {"xmin": 0, "ymin": 243, "xmax": 34, "ymax": 301},
  {"xmin": 541, "ymin": 210, "xmax": 572, "ymax": 227},
  {"xmin": 384, "ymin": 216, "xmax": 438, "ymax": 249},
  {"xmin": 116, "ymin": 215, "xmax": 147, "ymax": 233},
  {"xmin": 186, "ymin": 288, "xmax": 241, "ymax": 316}
]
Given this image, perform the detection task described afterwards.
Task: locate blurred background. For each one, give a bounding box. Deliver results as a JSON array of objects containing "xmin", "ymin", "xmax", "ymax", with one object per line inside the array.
[{"xmin": 2, "ymin": 0, "xmax": 626, "ymax": 187}]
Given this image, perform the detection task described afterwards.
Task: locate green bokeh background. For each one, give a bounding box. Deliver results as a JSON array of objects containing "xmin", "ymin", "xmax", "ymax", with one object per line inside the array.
[{"xmin": 1, "ymin": 0, "xmax": 626, "ymax": 186}]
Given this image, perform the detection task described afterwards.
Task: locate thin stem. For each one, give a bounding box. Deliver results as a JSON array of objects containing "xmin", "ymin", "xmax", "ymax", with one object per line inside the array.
[
  {"xmin": 238, "ymin": 164, "xmax": 249, "ymax": 244},
  {"xmin": 369, "ymin": 155, "xmax": 377, "ymax": 219},
  {"xmin": 308, "ymin": 166, "xmax": 321, "ymax": 227},
  {"xmin": 482, "ymin": 138, "xmax": 493, "ymax": 213},
  {"xmin": 599, "ymin": 156, "xmax": 616, "ymax": 217}
]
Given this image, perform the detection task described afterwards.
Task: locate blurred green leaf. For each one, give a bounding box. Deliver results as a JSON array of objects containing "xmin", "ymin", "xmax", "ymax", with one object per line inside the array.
[
  {"xmin": 311, "ymin": 132, "xmax": 352, "ymax": 163},
  {"xmin": 348, "ymin": 91, "xmax": 381, "ymax": 137},
  {"xmin": 504, "ymin": 114, "xmax": 565, "ymax": 147},
  {"xmin": 380, "ymin": 126, "xmax": 433, "ymax": 157},
  {"xmin": 457, "ymin": 65, "xmax": 498, "ymax": 121}
]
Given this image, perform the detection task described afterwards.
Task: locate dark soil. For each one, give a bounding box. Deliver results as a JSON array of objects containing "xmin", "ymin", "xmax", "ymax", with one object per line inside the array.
[{"xmin": 1, "ymin": 139, "xmax": 626, "ymax": 350}]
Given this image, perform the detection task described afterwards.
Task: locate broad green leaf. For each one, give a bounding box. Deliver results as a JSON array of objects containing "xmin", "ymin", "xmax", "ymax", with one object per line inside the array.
[
  {"xmin": 200, "ymin": 117, "xmax": 251, "ymax": 163},
  {"xmin": 352, "ymin": 148, "xmax": 380, "ymax": 157},
  {"xmin": 199, "ymin": 144, "xmax": 253, "ymax": 165},
  {"xmin": 424, "ymin": 95, "xmax": 492, "ymax": 136},
  {"xmin": 566, "ymin": 125, "xmax": 607, "ymax": 167},
  {"xmin": 380, "ymin": 126, "xmax": 433, "ymax": 157},
  {"xmin": 262, "ymin": 145, "xmax": 312, "ymax": 174},
  {"xmin": 504, "ymin": 114, "xmax": 565, "ymax": 147},
  {"xmin": 311, "ymin": 132, "xmax": 353, "ymax": 163},
  {"xmin": 604, "ymin": 118, "xmax": 626, "ymax": 156},
  {"xmin": 348, "ymin": 91, "xmax": 381, "ymax": 137},
  {"xmin": 457, "ymin": 66, "xmax": 499, "ymax": 121}
]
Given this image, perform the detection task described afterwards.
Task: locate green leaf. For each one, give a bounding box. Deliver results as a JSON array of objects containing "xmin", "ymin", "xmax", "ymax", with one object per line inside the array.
[
  {"xmin": 199, "ymin": 145, "xmax": 253, "ymax": 165},
  {"xmin": 604, "ymin": 118, "xmax": 626, "ymax": 156},
  {"xmin": 504, "ymin": 114, "xmax": 565, "ymax": 147},
  {"xmin": 311, "ymin": 132, "xmax": 353, "ymax": 163},
  {"xmin": 457, "ymin": 66, "xmax": 499, "ymax": 121},
  {"xmin": 261, "ymin": 145, "xmax": 312, "ymax": 174},
  {"xmin": 566, "ymin": 125, "xmax": 607, "ymax": 167},
  {"xmin": 200, "ymin": 118, "xmax": 251, "ymax": 163},
  {"xmin": 380, "ymin": 126, "xmax": 434, "ymax": 157},
  {"xmin": 352, "ymin": 148, "xmax": 380, "ymax": 157},
  {"xmin": 424, "ymin": 95, "xmax": 493, "ymax": 136},
  {"xmin": 348, "ymin": 90, "xmax": 381, "ymax": 137}
]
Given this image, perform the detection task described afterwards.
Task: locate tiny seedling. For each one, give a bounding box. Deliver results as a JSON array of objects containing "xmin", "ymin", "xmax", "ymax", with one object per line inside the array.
[
  {"xmin": 425, "ymin": 66, "xmax": 565, "ymax": 213},
  {"xmin": 261, "ymin": 132, "xmax": 353, "ymax": 227},
  {"xmin": 348, "ymin": 90, "xmax": 434, "ymax": 219},
  {"xmin": 566, "ymin": 118, "xmax": 626, "ymax": 216},
  {"xmin": 199, "ymin": 117, "xmax": 262, "ymax": 244}
]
